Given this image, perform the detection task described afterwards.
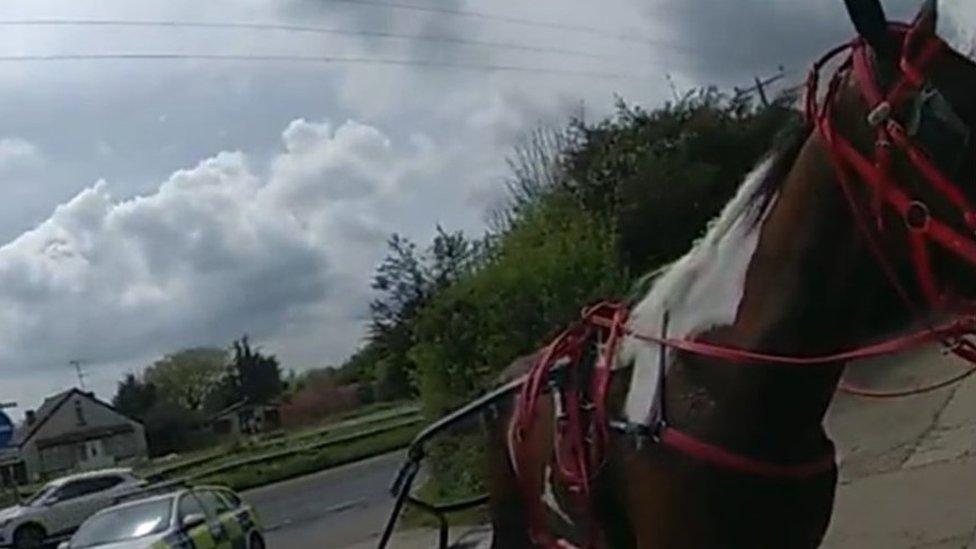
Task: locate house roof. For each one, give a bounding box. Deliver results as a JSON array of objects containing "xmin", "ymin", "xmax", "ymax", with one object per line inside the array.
[{"xmin": 13, "ymin": 388, "xmax": 141, "ymax": 448}]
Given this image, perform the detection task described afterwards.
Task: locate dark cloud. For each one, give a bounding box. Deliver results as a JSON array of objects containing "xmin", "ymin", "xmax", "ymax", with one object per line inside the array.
[{"xmin": 648, "ymin": 0, "xmax": 921, "ymax": 85}]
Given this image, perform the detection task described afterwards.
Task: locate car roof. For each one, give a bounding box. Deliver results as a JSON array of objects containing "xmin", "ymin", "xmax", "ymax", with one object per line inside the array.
[{"xmin": 45, "ymin": 467, "xmax": 135, "ymax": 487}]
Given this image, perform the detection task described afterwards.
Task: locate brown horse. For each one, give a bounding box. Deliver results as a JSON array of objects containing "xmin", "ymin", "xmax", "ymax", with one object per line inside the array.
[{"xmin": 483, "ymin": 1, "xmax": 976, "ymax": 547}]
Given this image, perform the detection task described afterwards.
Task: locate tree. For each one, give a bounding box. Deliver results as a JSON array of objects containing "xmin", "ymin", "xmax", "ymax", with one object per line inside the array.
[
  {"xmin": 112, "ymin": 373, "xmax": 157, "ymax": 421},
  {"xmin": 364, "ymin": 228, "xmax": 486, "ymax": 401},
  {"xmin": 144, "ymin": 348, "xmax": 227, "ymax": 411},
  {"xmin": 228, "ymin": 336, "xmax": 283, "ymax": 404}
]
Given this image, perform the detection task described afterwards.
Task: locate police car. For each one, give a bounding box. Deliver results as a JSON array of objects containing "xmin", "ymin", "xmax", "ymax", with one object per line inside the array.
[{"xmin": 60, "ymin": 486, "xmax": 264, "ymax": 549}]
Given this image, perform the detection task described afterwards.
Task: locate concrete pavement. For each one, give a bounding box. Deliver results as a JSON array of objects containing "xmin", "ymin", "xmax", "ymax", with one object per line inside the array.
[{"xmin": 824, "ymin": 346, "xmax": 976, "ymax": 548}]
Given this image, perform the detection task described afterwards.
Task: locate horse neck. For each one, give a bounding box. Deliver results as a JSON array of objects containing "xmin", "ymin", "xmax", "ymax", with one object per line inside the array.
[{"xmin": 668, "ymin": 121, "xmax": 911, "ymax": 459}]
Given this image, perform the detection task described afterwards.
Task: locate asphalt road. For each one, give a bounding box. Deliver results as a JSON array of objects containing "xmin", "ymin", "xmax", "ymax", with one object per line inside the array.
[{"xmin": 244, "ymin": 451, "xmax": 406, "ymax": 549}]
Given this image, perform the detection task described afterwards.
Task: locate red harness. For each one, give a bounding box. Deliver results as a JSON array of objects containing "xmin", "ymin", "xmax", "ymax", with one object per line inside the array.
[{"xmin": 510, "ymin": 17, "xmax": 976, "ymax": 549}]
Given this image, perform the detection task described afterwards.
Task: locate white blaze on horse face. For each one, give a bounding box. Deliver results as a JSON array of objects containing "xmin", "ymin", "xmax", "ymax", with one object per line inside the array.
[
  {"xmin": 939, "ymin": 0, "xmax": 976, "ymax": 62},
  {"xmin": 620, "ymin": 159, "xmax": 777, "ymax": 426}
]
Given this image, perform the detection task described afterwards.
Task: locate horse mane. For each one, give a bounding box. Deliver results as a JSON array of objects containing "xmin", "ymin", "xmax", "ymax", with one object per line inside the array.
[{"xmin": 748, "ymin": 115, "xmax": 813, "ymax": 223}]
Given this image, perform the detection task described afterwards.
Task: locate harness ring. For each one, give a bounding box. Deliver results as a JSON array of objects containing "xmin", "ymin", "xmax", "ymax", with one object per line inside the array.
[{"xmin": 904, "ymin": 200, "xmax": 931, "ymax": 232}]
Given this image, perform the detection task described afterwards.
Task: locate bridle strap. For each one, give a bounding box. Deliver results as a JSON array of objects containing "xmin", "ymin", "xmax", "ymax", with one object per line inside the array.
[{"xmin": 810, "ymin": 21, "xmax": 976, "ymax": 313}]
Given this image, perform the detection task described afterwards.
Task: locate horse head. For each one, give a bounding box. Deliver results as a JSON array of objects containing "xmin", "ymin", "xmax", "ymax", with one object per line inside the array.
[{"xmin": 840, "ymin": 0, "xmax": 976, "ymax": 308}]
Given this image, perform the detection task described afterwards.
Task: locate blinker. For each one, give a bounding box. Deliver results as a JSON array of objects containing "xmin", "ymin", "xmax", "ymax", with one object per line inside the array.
[{"xmin": 907, "ymin": 85, "xmax": 971, "ymax": 175}]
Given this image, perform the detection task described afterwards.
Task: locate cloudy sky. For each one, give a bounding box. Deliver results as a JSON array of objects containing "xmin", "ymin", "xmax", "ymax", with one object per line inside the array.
[{"xmin": 0, "ymin": 0, "xmax": 957, "ymax": 414}]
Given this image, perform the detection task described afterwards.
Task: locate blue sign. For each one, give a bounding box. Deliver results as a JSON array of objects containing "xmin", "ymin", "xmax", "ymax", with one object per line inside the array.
[{"xmin": 0, "ymin": 411, "xmax": 14, "ymax": 448}]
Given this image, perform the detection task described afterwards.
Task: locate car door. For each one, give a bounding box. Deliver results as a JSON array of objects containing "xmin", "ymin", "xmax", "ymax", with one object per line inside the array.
[
  {"xmin": 40, "ymin": 481, "xmax": 81, "ymax": 532},
  {"xmin": 75, "ymin": 476, "xmax": 126, "ymax": 520},
  {"xmin": 177, "ymin": 491, "xmax": 222, "ymax": 548},
  {"xmin": 58, "ymin": 475, "xmax": 126, "ymax": 530},
  {"xmin": 215, "ymin": 489, "xmax": 259, "ymax": 544},
  {"xmin": 193, "ymin": 490, "xmax": 238, "ymax": 549},
  {"xmin": 43, "ymin": 478, "xmax": 104, "ymax": 532}
]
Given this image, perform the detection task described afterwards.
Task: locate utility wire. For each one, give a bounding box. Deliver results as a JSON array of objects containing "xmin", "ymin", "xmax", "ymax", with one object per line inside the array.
[
  {"xmin": 320, "ymin": 0, "xmax": 683, "ymax": 51},
  {"xmin": 0, "ymin": 52, "xmax": 655, "ymax": 82},
  {"xmin": 0, "ymin": 19, "xmax": 626, "ymax": 63}
]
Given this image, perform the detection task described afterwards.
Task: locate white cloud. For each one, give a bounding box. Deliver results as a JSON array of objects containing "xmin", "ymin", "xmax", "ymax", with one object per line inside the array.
[
  {"xmin": 0, "ymin": 118, "xmax": 439, "ymax": 388},
  {"xmin": 0, "ymin": 138, "xmax": 41, "ymax": 171}
]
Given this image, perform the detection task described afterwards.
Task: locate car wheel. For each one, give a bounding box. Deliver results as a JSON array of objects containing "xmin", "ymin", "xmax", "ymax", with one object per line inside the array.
[
  {"xmin": 248, "ymin": 532, "xmax": 265, "ymax": 549},
  {"xmin": 12, "ymin": 524, "xmax": 46, "ymax": 549}
]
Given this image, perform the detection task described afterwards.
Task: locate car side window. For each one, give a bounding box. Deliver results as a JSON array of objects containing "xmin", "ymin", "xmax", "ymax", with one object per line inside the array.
[
  {"xmin": 51, "ymin": 478, "xmax": 111, "ymax": 502},
  {"xmin": 51, "ymin": 481, "xmax": 81, "ymax": 502},
  {"xmin": 196, "ymin": 490, "xmax": 232, "ymax": 516},
  {"xmin": 91, "ymin": 476, "xmax": 124, "ymax": 491},
  {"xmin": 62, "ymin": 475, "xmax": 128, "ymax": 502},
  {"xmin": 178, "ymin": 492, "xmax": 207, "ymax": 522},
  {"xmin": 217, "ymin": 490, "xmax": 242, "ymax": 510}
]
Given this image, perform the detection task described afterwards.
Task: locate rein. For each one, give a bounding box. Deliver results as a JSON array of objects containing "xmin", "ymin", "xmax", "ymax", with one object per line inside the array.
[{"xmin": 510, "ymin": 17, "xmax": 976, "ymax": 549}]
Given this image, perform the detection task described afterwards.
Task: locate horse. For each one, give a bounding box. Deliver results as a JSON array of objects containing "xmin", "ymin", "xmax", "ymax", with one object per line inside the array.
[{"xmin": 483, "ymin": 1, "xmax": 976, "ymax": 547}]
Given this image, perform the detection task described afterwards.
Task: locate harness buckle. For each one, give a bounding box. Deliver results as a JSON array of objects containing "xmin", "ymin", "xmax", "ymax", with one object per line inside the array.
[
  {"xmin": 904, "ymin": 201, "xmax": 931, "ymax": 233},
  {"xmin": 868, "ymin": 101, "xmax": 892, "ymax": 127}
]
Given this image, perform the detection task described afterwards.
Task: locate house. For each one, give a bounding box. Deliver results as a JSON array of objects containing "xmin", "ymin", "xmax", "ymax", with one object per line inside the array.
[
  {"xmin": 210, "ymin": 401, "xmax": 281, "ymax": 437},
  {"xmin": 0, "ymin": 388, "xmax": 148, "ymax": 484}
]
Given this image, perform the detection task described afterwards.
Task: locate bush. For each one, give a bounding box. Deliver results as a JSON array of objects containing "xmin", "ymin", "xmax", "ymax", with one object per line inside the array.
[{"xmin": 279, "ymin": 377, "xmax": 361, "ymax": 428}]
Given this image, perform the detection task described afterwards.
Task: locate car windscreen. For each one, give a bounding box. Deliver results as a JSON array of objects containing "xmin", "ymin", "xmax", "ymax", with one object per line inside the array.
[{"xmin": 70, "ymin": 499, "xmax": 172, "ymax": 548}]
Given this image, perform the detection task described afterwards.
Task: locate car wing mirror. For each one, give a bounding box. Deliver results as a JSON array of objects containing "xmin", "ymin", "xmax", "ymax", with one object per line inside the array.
[{"xmin": 181, "ymin": 513, "xmax": 207, "ymax": 530}]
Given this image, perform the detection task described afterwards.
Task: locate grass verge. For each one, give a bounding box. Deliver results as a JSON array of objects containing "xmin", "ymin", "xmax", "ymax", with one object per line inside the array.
[
  {"xmin": 142, "ymin": 404, "xmax": 420, "ymax": 482},
  {"xmin": 199, "ymin": 422, "xmax": 421, "ymax": 491}
]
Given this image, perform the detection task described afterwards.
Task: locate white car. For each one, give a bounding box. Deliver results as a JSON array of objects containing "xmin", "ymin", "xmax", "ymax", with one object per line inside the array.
[{"xmin": 0, "ymin": 468, "xmax": 146, "ymax": 549}]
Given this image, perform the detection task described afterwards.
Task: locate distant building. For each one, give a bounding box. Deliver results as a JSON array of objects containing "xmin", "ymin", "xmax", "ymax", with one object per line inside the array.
[
  {"xmin": 0, "ymin": 389, "xmax": 148, "ymax": 484},
  {"xmin": 210, "ymin": 401, "xmax": 281, "ymax": 437}
]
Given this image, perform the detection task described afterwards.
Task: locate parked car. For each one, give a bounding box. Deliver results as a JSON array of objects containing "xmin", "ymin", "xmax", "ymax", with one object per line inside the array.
[
  {"xmin": 60, "ymin": 486, "xmax": 264, "ymax": 549},
  {"xmin": 0, "ymin": 468, "xmax": 146, "ymax": 549}
]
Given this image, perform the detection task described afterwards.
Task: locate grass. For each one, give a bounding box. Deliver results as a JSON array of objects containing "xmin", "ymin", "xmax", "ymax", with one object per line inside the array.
[
  {"xmin": 401, "ymin": 433, "xmax": 490, "ymax": 529},
  {"xmin": 164, "ymin": 414, "xmax": 421, "ymax": 483},
  {"xmin": 199, "ymin": 422, "xmax": 422, "ymax": 491},
  {"xmin": 140, "ymin": 402, "xmax": 420, "ymax": 482},
  {"xmin": 334, "ymin": 400, "xmax": 417, "ymax": 422}
]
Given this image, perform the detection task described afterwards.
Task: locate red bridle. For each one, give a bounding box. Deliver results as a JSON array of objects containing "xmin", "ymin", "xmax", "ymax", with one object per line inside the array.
[
  {"xmin": 509, "ymin": 18, "xmax": 976, "ymax": 549},
  {"xmin": 808, "ymin": 21, "xmax": 976, "ymax": 314}
]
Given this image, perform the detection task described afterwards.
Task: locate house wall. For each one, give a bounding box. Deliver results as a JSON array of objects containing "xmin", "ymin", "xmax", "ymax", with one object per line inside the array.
[{"xmin": 20, "ymin": 393, "xmax": 148, "ymax": 481}]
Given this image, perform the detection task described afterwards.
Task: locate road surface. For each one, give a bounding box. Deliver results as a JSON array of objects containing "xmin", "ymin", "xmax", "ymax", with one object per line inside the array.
[{"xmin": 245, "ymin": 451, "xmax": 409, "ymax": 549}]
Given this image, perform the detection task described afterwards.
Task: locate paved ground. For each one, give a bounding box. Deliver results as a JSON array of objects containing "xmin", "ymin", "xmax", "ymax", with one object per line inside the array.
[
  {"xmin": 247, "ymin": 345, "xmax": 976, "ymax": 548},
  {"xmin": 245, "ymin": 451, "xmax": 406, "ymax": 549},
  {"xmin": 823, "ymin": 346, "xmax": 976, "ymax": 548}
]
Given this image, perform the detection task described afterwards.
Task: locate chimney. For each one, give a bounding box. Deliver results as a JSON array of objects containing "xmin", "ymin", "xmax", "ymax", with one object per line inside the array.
[{"xmin": 25, "ymin": 410, "xmax": 36, "ymax": 426}]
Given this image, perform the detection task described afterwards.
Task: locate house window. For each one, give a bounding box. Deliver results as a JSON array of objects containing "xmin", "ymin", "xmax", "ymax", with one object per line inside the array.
[{"xmin": 74, "ymin": 400, "xmax": 86, "ymax": 426}]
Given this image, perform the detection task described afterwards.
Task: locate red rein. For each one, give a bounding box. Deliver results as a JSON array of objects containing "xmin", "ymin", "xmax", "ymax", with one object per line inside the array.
[{"xmin": 510, "ymin": 18, "xmax": 976, "ymax": 549}]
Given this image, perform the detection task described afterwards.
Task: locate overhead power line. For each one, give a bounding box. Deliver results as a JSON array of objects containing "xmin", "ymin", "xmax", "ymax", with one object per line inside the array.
[
  {"xmin": 321, "ymin": 0, "xmax": 683, "ymax": 50},
  {"xmin": 0, "ymin": 52, "xmax": 655, "ymax": 82},
  {"xmin": 0, "ymin": 19, "xmax": 623, "ymax": 63}
]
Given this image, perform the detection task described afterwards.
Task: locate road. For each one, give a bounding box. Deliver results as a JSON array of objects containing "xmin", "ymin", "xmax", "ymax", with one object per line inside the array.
[{"xmin": 245, "ymin": 451, "xmax": 408, "ymax": 549}]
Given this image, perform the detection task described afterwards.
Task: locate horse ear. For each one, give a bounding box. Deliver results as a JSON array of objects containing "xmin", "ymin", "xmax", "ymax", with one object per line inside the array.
[
  {"xmin": 913, "ymin": 0, "xmax": 938, "ymax": 36},
  {"xmin": 843, "ymin": 0, "xmax": 894, "ymax": 57}
]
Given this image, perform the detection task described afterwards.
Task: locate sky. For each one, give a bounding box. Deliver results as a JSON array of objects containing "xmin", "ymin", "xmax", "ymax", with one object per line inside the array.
[{"xmin": 0, "ymin": 0, "xmax": 962, "ymax": 417}]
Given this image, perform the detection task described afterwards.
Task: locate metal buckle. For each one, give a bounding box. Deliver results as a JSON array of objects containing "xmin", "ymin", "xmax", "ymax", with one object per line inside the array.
[{"xmin": 868, "ymin": 101, "xmax": 892, "ymax": 127}]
